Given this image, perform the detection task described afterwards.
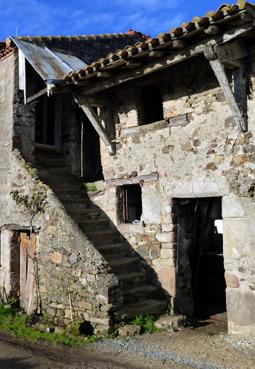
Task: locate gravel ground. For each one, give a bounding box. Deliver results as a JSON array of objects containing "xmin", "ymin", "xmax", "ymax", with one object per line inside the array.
[
  {"xmin": 90, "ymin": 320, "xmax": 255, "ymax": 369},
  {"xmin": 0, "ymin": 321, "xmax": 254, "ymax": 369}
]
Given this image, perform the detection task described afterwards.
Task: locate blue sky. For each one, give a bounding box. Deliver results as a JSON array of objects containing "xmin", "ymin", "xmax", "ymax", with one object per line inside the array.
[{"xmin": 0, "ymin": 0, "xmax": 230, "ymax": 40}]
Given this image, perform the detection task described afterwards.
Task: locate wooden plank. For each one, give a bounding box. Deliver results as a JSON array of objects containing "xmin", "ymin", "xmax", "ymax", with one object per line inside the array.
[
  {"xmin": 75, "ymin": 95, "xmax": 114, "ymax": 155},
  {"xmin": 25, "ymin": 234, "xmax": 36, "ymax": 315},
  {"xmin": 20, "ymin": 233, "xmax": 28, "ymax": 309},
  {"xmin": 26, "ymin": 87, "xmax": 48, "ymax": 104}
]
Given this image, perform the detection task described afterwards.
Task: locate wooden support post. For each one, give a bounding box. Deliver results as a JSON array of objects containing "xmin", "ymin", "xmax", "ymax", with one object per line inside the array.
[
  {"xmin": 204, "ymin": 46, "xmax": 247, "ymax": 132},
  {"xmin": 75, "ymin": 95, "xmax": 114, "ymax": 155}
]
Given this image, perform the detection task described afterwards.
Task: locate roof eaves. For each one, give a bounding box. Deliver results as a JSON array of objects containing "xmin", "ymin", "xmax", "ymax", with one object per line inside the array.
[{"xmin": 64, "ymin": 1, "xmax": 255, "ymax": 86}]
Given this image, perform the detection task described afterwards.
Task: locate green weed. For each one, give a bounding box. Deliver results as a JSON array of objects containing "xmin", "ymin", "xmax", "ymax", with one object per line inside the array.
[
  {"xmin": 130, "ymin": 314, "xmax": 157, "ymax": 333},
  {"xmin": 0, "ymin": 306, "xmax": 96, "ymax": 346}
]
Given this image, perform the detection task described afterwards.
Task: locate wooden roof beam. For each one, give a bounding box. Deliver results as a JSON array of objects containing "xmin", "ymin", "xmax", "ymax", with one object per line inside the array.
[
  {"xmin": 204, "ymin": 45, "xmax": 247, "ymax": 132},
  {"xmin": 75, "ymin": 95, "xmax": 114, "ymax": 154}
]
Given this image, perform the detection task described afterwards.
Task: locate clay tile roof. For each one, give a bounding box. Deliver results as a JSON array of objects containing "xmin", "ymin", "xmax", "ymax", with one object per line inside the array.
[{"xmin": 64, "ymin": 1, "xmax": 255, "ymax": 86}]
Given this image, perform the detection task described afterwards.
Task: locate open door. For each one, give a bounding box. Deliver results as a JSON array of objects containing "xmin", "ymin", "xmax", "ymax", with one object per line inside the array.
[{"xmin": 174, "ymin": 198, "xmax": 226, "ymax": 319}]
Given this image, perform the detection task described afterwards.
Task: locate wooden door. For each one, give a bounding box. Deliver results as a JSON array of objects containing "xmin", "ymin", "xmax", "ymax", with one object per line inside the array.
[{"xmin": 20, "ymin": 233, "xmax": 36, "ymax": 314}]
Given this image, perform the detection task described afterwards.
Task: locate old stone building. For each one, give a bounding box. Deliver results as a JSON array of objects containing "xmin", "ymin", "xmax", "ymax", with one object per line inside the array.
[{"xmin": 1, "ymin": 1, "xmax": 255, "ymax": 336}]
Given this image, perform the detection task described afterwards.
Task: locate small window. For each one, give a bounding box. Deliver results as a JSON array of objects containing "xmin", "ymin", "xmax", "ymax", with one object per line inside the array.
[
  {"xmin": 141, "ymin": 85, "xmax": 163, "ymax": 125},
  {"xmin": 120, "ymin": 184, "xmax": 142, "ymax": 223}
]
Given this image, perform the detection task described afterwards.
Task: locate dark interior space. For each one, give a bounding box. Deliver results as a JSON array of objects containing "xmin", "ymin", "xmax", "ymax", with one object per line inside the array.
[
  {"xmin": 174, "ymin": 197, "xmax": 226, "ymax": 319},
  {"xmin": 35, "ymin": 95, "xmax": 56, "ymax": 146},
  {"xmin": 119, "ymin": 184, "xmax": 142, "ymax": 223},
  {"xmin": 141, "ymin": 85, "xmax": 163, "ymax": 125},
  {"xmin": 80, "ymin": 110, "xmax": 103, "ymax": 182}
]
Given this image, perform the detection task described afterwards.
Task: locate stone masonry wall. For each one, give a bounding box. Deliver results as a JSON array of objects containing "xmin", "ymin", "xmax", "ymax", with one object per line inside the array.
[
  {"xmin": 96, "ymin": 56, "xmax": 255, "ymax": 335},
  {"xmin": 0, "ymin": 54, "xmax": 15, "ymax": 295},
  {"xmin": 0, "ymin": 53, "xmax": 119, "ymax": 334}
]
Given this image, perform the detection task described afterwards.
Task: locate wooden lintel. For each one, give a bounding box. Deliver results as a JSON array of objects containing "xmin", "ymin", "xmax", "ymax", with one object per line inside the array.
[
  {"xmin": 205, "ymin": 49, "xmax": 247, "ymax": 132},
  {"xmin": 75, "ymin": 95, "xmax": 114, "ymax": 154},
  {"xmin": 26, "ymin": 87, "xmax": 48, "ymax": 104}
]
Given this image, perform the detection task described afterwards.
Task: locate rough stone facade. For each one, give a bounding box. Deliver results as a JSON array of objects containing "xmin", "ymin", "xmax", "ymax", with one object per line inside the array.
[
  {"xmin": 1, "ymin": 30, "xmax": 255, "ymax": 336},
  {"xmin": 93, "ymin": 55, "xmax": 255, "ymax": 335}
]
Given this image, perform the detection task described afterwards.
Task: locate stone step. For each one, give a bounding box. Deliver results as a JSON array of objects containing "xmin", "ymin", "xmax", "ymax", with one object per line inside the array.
[
  {"xmin": 118, "ymin": 271, "xmax": 147, "ymax": 284},
  {"xmin": 96, "ymin": 243, "xmax": 127, "ymax": 257},
  {"xmin": 110, "ymin": 257, "xmax": 140, "ymax": 274},
  {"xmin": 114, "ymin": 299, "xmax": 167, "ymax": 322},
  {"xmin": 123, "ymin": 285, "xmax": 158, "ymax": 304},
  {"xmin": 78, "ymin": 219, "xmax": 112, "ymax": 232},
  {"xmin": 35, "ymin": 157, "xmax": 66, "ymax": 168}
]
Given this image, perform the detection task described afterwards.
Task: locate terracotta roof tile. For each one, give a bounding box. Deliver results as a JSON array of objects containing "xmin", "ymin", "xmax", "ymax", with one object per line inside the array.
[{"xmin": 64, "ymin": 1, "xmax": 255, "ymax": 85}]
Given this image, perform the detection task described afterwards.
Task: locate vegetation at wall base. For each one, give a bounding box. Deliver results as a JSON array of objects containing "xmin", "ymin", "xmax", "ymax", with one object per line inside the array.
[{"xmin": 0, "ymin": 305, "xmax": 96, "ymax": 346}]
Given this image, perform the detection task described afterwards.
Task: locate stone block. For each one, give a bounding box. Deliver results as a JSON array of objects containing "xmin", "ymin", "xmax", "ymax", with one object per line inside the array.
[
  {"xmin": 50, "ymin": 252, "xmax": 63, "ymax": 264},
  {"xmin": 162, "ymin": 224, "xmax": 175, "ymax": 232},
  {"xmin": 156, "ymin": 232, "xmax": 175, "ymax": 243},
  {"xmin": 222, "ymin": 195, "xmax": 252, "ymax": 218},
  {"xmin": 224, "ymin": 218, "xmax": 255, "ymax": 258},
  {"xmin": 118, "ymin": 324, "xmax": 141, "ymax": 337},
  {"xmin": 227, "ymin": 288, "xmax": 255, "ymax": 327},
  {"xmin": 160, "ymin": 248, "xmax": 176, "ymax": 260},
  {"xmin": 142, "ymin": 186, "xmax": 161, "ymax": 224},
  {"xmin": 157, "ymin": 266, "xmax": 176, "ymax": 296},
  {"xmin": 225, "ymin": 272, "xmax": 240, "ymax": 288}
]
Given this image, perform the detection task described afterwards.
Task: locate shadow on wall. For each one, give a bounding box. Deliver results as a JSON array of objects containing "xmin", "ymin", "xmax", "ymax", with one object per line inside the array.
[{"xmin": 46, "ymin": 175, "xmax": 169, "ymax": 319}]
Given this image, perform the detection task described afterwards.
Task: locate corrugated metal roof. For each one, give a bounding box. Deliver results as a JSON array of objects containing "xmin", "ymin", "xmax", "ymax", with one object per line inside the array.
[{"xmin": 11, "ymin": 37, "xmax": 86, "ymax": 84}]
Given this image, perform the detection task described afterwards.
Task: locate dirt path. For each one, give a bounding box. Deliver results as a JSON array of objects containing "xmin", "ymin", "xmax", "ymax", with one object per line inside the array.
[{"xmin": 0, "ymin": 321, "xmax": 254, "ymax": 369}]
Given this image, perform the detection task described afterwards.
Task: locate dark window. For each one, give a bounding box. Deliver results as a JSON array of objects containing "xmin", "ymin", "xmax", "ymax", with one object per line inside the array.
[
  {"xmin": 141, "ymin": 85, "xmax": 163, "ymax": 125},
  {"xmin": 35, "ymin": 95, "xmax": 57, "ymax": 146},
  {"xmin": 120, "ymin": 184, "xmax": 142, "ymax": 223}
]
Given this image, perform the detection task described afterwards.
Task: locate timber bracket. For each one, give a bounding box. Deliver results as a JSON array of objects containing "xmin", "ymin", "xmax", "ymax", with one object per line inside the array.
[
  {"xmin": 204, "ymin": 44, "xmax": 248, "ymax": 132},
  {"xmin": 74, "ymin": 94, "xmax": 115, "ymax": 155}
]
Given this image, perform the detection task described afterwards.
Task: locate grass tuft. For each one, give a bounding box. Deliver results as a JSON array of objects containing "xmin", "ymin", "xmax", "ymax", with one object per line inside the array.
[
  {"xmin": 0, "ymin": 306, "xmax": 97, "ymax": 346},
  {"xmin": 130, "ymin": 314, "xmax": 158, "ymax": 333}
]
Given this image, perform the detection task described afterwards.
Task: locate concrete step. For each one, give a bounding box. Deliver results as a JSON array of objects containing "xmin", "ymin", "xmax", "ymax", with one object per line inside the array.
[
  {"xmin": 110, "ymin": 257, "xmax": 140, "ymax": 274},
  {"xmin": 114, "ymin": 299, "xmax": 167, "ymax": 322}
]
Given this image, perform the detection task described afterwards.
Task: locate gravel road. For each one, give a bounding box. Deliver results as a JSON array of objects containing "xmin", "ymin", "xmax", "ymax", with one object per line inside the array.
[{"xmin": 0, "ymin": 320, "xmax": 254, "ymax": 369}]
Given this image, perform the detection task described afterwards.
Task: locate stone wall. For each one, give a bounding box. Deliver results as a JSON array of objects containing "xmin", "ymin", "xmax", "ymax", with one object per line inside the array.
[
  {"xmin": 0, "ymin": 53, "xmax": 119, "ymax": 333},
  {"xmin": 96, "ymin": 55, "xmax": 255, "ymax": 334}
]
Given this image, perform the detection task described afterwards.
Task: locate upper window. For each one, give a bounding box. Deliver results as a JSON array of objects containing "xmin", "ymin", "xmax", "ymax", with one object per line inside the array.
[
  {"xmin": 141, "ymin": 85, "xmax": 163, "ymax": 125},
  {"xmin": 35, "ymin": 95, "xmax": 60, "ymax": 147}
]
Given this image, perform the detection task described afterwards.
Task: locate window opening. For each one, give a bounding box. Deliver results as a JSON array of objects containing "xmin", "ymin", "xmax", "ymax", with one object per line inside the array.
[
  {"xmin": 35, "ymin": 95, "xmax": 59, "ymax": 146},
  {"xmin": 120, "ymin": 184, "xmax": 142, "ymax": 223},
  {"xmin": 141, "ymin": 85, "xmax": 163, "ymax": 125}
]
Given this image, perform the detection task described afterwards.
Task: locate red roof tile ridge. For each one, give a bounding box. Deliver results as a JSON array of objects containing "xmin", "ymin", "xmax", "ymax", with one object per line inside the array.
[{"xmin": 16, "ymin": 32, "xmax": 144, "ymax": 43}]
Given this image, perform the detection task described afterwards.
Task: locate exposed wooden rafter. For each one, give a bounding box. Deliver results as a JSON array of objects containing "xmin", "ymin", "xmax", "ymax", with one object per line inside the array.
[
  {"xmin": 75, "ymin": 95, "xmax": 114, "ymax": 155},
  {"xmin": 204, "ymin": 45, "xmax": 248, "ymax": 132},
  {"xmin": 26, "ymin": 87, "xmax": 48, "ymax": 104}
]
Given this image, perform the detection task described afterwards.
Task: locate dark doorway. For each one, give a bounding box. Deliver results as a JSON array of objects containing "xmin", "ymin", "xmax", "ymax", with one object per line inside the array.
[
  {"xmin": 80, "ymin": 110, "xmax": 103, "ymax": 182},
  {"xmin": 174, "ymin": 197, "xmax": 226, "ymax": 319}
]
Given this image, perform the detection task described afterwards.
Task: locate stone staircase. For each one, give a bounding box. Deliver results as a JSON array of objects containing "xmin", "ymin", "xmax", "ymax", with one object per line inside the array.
[{"xmin": 35, "ymin": 149, "xmax": 167, "ymax": 322}]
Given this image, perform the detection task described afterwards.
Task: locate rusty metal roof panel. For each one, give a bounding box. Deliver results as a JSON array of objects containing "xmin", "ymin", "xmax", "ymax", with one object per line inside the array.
[{"xmin": 11, "ymin": 37, "xmax": 86, "ymax": 83}]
